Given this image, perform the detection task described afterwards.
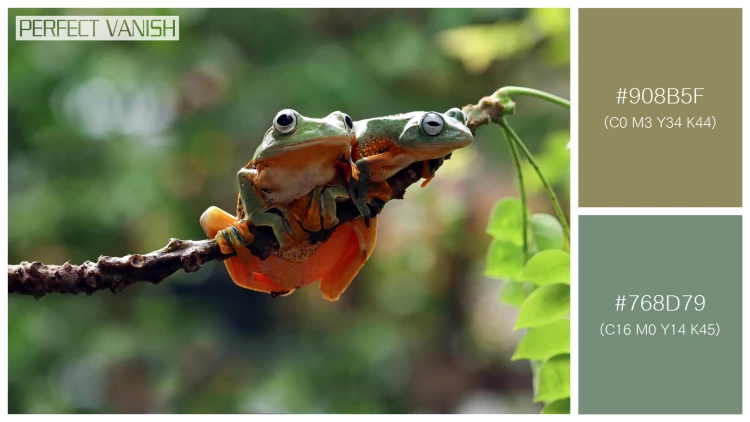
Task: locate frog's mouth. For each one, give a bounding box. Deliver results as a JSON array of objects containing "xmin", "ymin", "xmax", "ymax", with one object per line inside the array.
[
  {"xmin": 408, "ymin": 135, "xmax": 472, "ymax": 161},
  {"xmin": 414, "ymin": 136, "xmax": 473, "ymax": 149},
  {"xmin": 267, "ymin": 135, "xmax": 352, "ymax": 152}
]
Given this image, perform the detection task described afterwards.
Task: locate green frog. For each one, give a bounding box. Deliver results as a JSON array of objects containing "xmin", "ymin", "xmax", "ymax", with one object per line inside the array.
[
  {"xmin": 200, "ymin": 109, "xmax": 357, "ymax": 256},
  {"xmin": 348, "ymin": 108, "xmax": 473, "ymax": 217}
]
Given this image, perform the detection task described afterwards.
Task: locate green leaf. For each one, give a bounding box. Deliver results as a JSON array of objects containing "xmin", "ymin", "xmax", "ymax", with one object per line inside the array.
[
  {"xmin": 530, "ymin": 213, "xmax": 564, "ymax": 251},
  {"xmin": 500, "ymin": 281, "xmax": 527, "ymax": 308},
  {"xmin": 520, "ymin": 250, "xmax": 570, "ymax": 286},
  {"xmin": 535, "ymin": 354, "xmax": 570, "ymax": 403},
  {"xmin": 485, "ymin": 197, "xmax": 528, "ymax": 245},
  {"xmin": 485, "ymin": 238, "xmax": 523, "ymax": 280},
  {"xmin": 515, "ymin": 283, "xmax": 569, "ymax": 329},
  {"xmin": 512, "ymin": 319, "xmax": 570, "ymax": 361},
  {"xmin": 530, "ymin": 359, "xmax": 543, "ymax": 400},
  {"xmin": 541, "ymin": 398, "xmax": 570, "ymax": 414}
]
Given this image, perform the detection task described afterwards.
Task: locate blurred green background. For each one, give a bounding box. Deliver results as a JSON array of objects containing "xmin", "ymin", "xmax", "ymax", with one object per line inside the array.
[{"xmin": 8, "ymin": 8, "xmax": 570, "ymax": 413}]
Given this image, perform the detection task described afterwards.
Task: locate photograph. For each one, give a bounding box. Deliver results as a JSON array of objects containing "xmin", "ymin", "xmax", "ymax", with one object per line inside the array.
[{"xmin": 8, "ymin": 8, "xmax": 571, "ymax": 414}]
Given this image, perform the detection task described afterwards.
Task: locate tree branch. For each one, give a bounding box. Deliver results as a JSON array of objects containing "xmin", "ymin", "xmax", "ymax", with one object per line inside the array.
[
  {"xmin": 9, "ymin": 159, "xmax": 437, "ymax": 297},
  {"xmin": 9, "ymin": 239, "xmax": 227, "ymax": 298},
  {"xmin": 9, "ymin": 96, "xmax": 498, "ymax": 298}
]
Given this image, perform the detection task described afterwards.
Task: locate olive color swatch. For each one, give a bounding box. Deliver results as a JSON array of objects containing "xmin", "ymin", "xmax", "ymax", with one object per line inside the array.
[
  {"xmin": 579, "ymin": 216, "xmax": 742, "ymax": 414},
  {"xmin": 579, "ymin": 9, "xmax": 742, "ymax": 207}
]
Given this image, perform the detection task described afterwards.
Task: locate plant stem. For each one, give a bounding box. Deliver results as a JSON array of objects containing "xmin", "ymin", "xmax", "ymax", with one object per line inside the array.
[
  {"xmin": 496, "ymin": 86, "xmax": 570, "ymax": 109},
  {"xmin": 502, "ymin": 117, "xmax": 570, "ymax": 240},
  {"xmin": 500, "ymin": 123, "xmax": 529, "ymax": 263}
]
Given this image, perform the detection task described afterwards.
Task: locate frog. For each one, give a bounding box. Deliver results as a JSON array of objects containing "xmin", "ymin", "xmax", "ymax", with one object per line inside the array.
[
  {"xmin": 348, "ymin": 108, "xmax": 473, "ymax": 218},
  {"xmin": 199, "ymin": 109, "xmax": 472, "ymax": 301},
  {"xmin": 200, "ymin": 108, "xmax": 358, "ymax": 258},
  {"xmin": 221, "ymin": 109, "xmax": 473, "ymax": 300}
]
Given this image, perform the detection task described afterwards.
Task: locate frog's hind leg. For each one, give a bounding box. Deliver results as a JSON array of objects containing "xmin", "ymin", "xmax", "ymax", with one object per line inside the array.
[
  {"xmin": 219, "ymin": 223, "xmax": 292, "ymax": 296},
  {"xmin": 224, "ymin": 258, "xmax": 292, "ymax": 296},
  {"xmin": 200, "ymin": 206, "xmax": 247, "ymax": 254},
  {"xmin": 200, "ymin": 206, "xmax": 256, "ymax": 257},
  {"xmin": 199, "ymin": 206, "xmax": 266, "ymax": 291},
  {"xmin": 200, "ymin": 206, "xmax": 236, "ymax": 238},
  {"xmin": 248, "ymin": 272, "xmax": 295, "ymax": 297},
  {"xmin": 349, "ymin": 153, "xmax": 399, "ymax": 218},
  {"xmin": 319, "ymin": 217, "xmax": 378, "ymax": 301},
  {"xmin": 213, "ymin": 230, "xmax": 291, "ymax": 296}
]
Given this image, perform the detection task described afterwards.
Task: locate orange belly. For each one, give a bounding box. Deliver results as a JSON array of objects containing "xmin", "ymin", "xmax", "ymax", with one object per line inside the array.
[
  {"xmin": 244, "ymin": 219, "xmax": 370, "ymax": 290},
  {"xmin": 252, "ymin": 143, "xmax": 350, "ymax": 204}
]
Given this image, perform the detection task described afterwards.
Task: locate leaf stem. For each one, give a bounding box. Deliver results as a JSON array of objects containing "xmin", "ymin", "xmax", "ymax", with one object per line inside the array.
[
  {"xmin": 502, "ymin": 117, "xmax": 570, "ymax": 240},
  {"xmin": 496, "ymin": 86, "xmax": 571, "ymax": 110},
  {"xmin": 499, "ymin": 122, "xmax": 529, "ymax": 263}
]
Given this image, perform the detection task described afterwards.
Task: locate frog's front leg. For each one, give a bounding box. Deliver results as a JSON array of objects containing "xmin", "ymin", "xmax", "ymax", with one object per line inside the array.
[
  {"xmin": 420, "ymin": 157, "xmax": 445, "ymax": 187},
  {"xmin": 349, "ymin": 153, "xmax": 398, "ymax": 218},
  {"xmin": 237, "ymin": 168, "xmax": 305, "ymax": 251},
  {"xmin": 348, "ymin": 159, "xmax": 377, "ymax": 218}
]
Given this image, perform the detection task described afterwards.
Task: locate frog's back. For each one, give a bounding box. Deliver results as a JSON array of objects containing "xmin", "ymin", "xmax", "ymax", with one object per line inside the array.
[{"xmin": 352, "ymin": 113, "xmax": 417, "ymax": 162}]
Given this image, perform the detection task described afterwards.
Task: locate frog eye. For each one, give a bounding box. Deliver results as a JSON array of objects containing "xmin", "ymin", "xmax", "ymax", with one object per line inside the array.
[
  {"xmin": 445, "ymin": 108, "xmax": 467, "ymax": 126},
  {"xmin": 420, "ymin": 112, "xmax": 444, "ymax": 136},
  {"xmin": 343, "ymin": 114, "xmax": 354, "ymax": 130},
  {"xmin": 273, "ymin": 109, "xmax": 298, "ymax": 135}
]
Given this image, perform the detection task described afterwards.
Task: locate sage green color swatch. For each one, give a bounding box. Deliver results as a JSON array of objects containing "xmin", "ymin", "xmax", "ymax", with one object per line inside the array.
[
  {"xmin": 579, "ymin": 216, "xmax": 741, "ymax": 414},
  {"xmin": 579, "ymin": 9, "xmax": 742, "ymax": 207}
]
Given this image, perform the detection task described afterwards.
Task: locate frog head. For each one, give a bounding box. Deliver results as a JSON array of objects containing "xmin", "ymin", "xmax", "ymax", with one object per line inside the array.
[
  {"xmin": 254, "ymin": 109, "xmax": 355, "ymax": 159},
  {"xmin": 397, "ymin": 108, "xmax": 473, "ymax": 155},
  {"xmin": 352, "ymin": 108, "xmax": 472, "ymax": 162}
]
